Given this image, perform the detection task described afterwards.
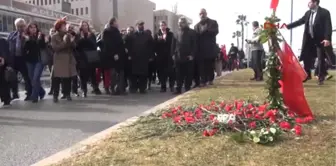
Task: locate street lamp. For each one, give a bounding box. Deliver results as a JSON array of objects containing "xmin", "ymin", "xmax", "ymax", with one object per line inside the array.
[{"xmin": 290, "ymin": 0, "xmax": 293, "ymax": 46}]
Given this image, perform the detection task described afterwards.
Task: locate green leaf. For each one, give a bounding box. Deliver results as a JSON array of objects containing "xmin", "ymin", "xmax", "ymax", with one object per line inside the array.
[{"xmin": 259, "ymin": 33, "xmax": 269, "ymax": 44}]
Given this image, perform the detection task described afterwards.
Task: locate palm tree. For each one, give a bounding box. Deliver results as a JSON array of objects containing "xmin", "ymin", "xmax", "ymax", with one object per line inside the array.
[
  {"xmin": 236, "ymin": 15, "xmax": 248, "ymax": 49},
  {"xmin": 232, "ymin": 30, "xmax": 241, "ymax": 48}
]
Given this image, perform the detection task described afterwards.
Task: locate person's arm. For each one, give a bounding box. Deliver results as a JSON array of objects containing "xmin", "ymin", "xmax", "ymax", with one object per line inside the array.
[
  {"xmin": 287, "ymin": 12, "xmax": 307, "ymax": 29},
  {"xmin": 170, "ymin": 34, "xmax": 176, "ymax": 59},
  {"xmin": 205, "ymin": 20, "xmax": 219, "ymax": 36},
  {"xmin": 250, "ymin": 29, "xmax": 263, "ymax": 43},
  {"xmin": 51, "ymin": 34, "xmax": 68, "ymax": 52},
  {"xmin": 38, "ymin": 35, "xmax": 46, "ymax": 49},
  {"xmin": 190, "ymin": 30, "xmax": 197, "ymax": 58},
  {"xmin": 323, "ymin": 9, "xmax": 332, "ymax": 41},
  {"xmin": 148, "ymin": 34, "xmax": 155, "ymax": 60}
]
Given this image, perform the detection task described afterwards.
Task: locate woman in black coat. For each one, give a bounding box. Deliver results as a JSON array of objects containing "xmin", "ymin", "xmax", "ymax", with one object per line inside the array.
[
  {"xmin": 0, "ymin": 38, "xmax": 11, "ymax": 106},
  {"xmin": 76, "ymin": 21, "xmax": 97, "ymax": 97}
]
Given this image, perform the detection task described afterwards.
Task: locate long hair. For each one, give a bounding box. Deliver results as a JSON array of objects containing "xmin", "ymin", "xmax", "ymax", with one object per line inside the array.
[
  {"xmin": 25, "ymin": 22, "xmax": 40, "ymax": 37},
  {"xmin": 79, "ymin": 21, "xmax": 91, "ymax": 33}
]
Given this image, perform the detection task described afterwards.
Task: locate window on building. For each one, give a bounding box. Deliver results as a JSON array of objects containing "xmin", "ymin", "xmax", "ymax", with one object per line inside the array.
[
  {"xmin": 71, "ymin": 9, "xmax": 74, "ymax": 14},
  {"xmin": 53, "ymin": 0, "xmax": 55, "ymax": 4},
  {"xmin": 45, "ymin": 0, "xmax": 47, "ymax": 5},
  {"xmin": 113, "ymin": 0, "xmax": 118, "ymax": 17},
  {"xmin": 0, "ymin": 14, "xmax": 3, "ymax": 32},
  {"xmin": 33, "ymin": 0, "xmax": 35, "ymax": 4},
  {"xmin": 2, "ymin": 15, "xmax": 7, "ymax": 32},
  {"xmin": 57, "ymin": 0, "xmax": 60, "ymax": 3},
  {"xmin": 49, "ymin": 0, "xmax": 51, "ymax": 4},
  {"xmin": 76, "ymin": 8, "xmax": 79, "ymax": 15},
  {"xmin": 80, "ymin": 8, "xmax": 83, "ymax": 15},
  {"xmin": 37, "ymin": 0, "xmax": 39, "ymax": 5},
  {"xmin": 85, "ymin": 7, "xmax": 88, "ymax": 15},
  {"xmin": 41, "ymin": 0, "xmax": 43, "ymax": 5},
  {"xmin": 29, "ymin": 1, "xmax": 31, "ymax": 3}
]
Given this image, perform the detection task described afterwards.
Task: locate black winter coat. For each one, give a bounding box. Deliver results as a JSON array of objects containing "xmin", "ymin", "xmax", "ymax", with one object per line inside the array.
[
  {"xmin": 75, "ymin": 32, "xmax": 97, "ymax": 68},
  {"xmin": 125, "ymin": 31, "xmax": 154, "ymax": 75},
  {"xmin": 102, "ymin": 26, "xmax": 125, "ymax": 70},
  {"xmin": 171, "ymin": 27, "xmax": 197, "ymax": 63},
  {"xmin": 154, "ymin": 28, "xmax": 174, "ymax": 68},
  {"xmin": 194, "ymin": 18, "xmax": 219, "ymax": 60}
]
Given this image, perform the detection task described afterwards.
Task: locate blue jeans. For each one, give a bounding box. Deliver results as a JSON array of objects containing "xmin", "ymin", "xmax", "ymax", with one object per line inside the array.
[{"xmin": 26, "ymin": 62, "xmax": 45, "ymax": 100}]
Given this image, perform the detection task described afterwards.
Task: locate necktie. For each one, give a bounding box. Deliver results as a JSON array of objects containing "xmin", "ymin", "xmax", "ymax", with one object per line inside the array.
[{"xmin": 309, "ymin": 11, "xmax": 315, "ymax": 38}]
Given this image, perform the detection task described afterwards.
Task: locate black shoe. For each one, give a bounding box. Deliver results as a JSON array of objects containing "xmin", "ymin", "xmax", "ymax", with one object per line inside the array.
[
  {"xmin": 209, "ymin": 81, "xmax": 214, "ymax": 85},
  {"xmin": 173, "ymin": 91, "xmax": 182, "ymax": 95},
  {"xmin": 105, "ymin": 88, "xmax": 111, "ymax": 95},
  {"xmin": 326, "ymin": 75, "xmax": 333, "ymax": 80},
  {"xmin": 48, "ymin": 91, "xmax": 53, "ymax": 95},
  {"xmin": 32, "ymin": 99, "xmax": 38, "ymax": 103},
  {"xmin": 250, "ymin": 77, "xmax": 256, "ymax": 81},
  {"xmin": 318, "ymin": 80, "xmax": 324, "ymax": 85},
  {"xmin": 12, "ymin": 94, "xmax": 19, "ymax": 100},
  {"xmin": 140, "ymin": 90, "xmax": 147, "ymax": 94},
  {"xmin": 24, "ymin": 96, "xmax": 31, "ymax": 101},
  {"xmin": 66, "ymin": 96, "xmax": 72, "ymax": 101},
  {"xmin": 60, "ymin": 95, "xmax": 66, "ymax": 99},
  {"xmin": 303, "ymin": 76, "xmax": 312, "ymax": 83},
  {"xmin": 160, "ymin": 88, "xmax": 167, "ymax": 93},
  {"xmin": 170, "ymin": 87, "xmax": 174, "ymax": 92},
  {"xmin": 192, "ymin": 84, "xmax": 199, "ymax": 89},
  {"xmin": 40, "ymin": 92, "xmax": 46, "ymax": 100},
  {"xmin": 53, "ymin": 97, "xmax": 59, "ymax": 103},
  {"xmin": 199, "ymin": 83, "xmax": 206, "ymax": 87},
  {"xmin": 130, "ymin": 89, "xmax": 137, "ymax": 94},
  {"xmin": 185, "ymin": 87, "xmax": 191, "ymax": 92},
  {"xmin": 2, "ymin": 101, "xmax": 11, "ymax": 107},
  {"xmin": 94, "ymin": 89, "xmax": 102, "ymax": 95}
]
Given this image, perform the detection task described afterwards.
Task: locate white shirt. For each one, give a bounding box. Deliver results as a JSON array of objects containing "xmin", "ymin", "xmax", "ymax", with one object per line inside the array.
[{"xmin": 309, "ymin": 7, "xmax": 318, "ymax": 38}]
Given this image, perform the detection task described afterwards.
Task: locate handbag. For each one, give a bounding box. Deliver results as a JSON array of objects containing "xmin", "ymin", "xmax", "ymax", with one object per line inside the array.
[
  {"xmin": 84, "ymin": 50, "xmax": 100, "ymax": 64},
  {"xmin": 4, "ymin": 67, "xmax": 17, "ymax": 82},
  {"xmin": 40, "ymin": 49, "xmax": 51, "ymax": 65}
]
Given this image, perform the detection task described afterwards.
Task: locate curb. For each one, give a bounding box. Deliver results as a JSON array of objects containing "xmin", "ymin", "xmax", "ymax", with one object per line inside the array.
[{"xmin": 31, "ymin": 72, "xmax": 229, "ymax": 166}]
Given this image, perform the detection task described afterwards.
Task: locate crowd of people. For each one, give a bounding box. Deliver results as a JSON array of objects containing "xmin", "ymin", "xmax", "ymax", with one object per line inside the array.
[{"xmin": 0, "ymin": 8, "xmax": 228, "ymax": 107}]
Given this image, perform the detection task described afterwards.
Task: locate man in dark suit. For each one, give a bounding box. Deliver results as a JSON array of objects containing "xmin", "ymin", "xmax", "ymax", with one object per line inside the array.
[
  {"xmin": 286, "ymin": 0, "xmax": 332, "ymax": 85},
  {"xmin": 0, "ymin": 38, "xmax": 11, "ymax": 106},
  {"xmin": 194, "ymin": 8, "xmax": 219, "ymax": 87}
]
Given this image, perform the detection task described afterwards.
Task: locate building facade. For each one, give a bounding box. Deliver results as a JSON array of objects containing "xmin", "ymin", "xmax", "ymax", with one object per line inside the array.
[
  {"xmin": 19, "ymin": 0, "xmax": 156, "ymax": 32},
  {"xmin": 154, "ymin": 9, "xmax": 192, "ymax": 34},
  {"xmin": 0, "ymin": 0, "xmax": 91, "ymax": 35}
]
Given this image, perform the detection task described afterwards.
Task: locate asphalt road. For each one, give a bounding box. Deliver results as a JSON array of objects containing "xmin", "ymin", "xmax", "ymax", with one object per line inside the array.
[{"xmin": 0, "ymin": 85, "xmax": 175, "ymax": 166}]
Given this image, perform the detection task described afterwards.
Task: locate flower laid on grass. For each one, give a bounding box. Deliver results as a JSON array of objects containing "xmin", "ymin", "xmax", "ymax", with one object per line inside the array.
[{"xmin": 161, "ymin": 100, "xmax": 314, "ymax": 144}]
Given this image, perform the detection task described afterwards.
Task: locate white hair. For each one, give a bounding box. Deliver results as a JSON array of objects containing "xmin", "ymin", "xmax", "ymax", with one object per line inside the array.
[{"xmin": 14, "ymin": 18, "xmax": 26, "ymax": 27}]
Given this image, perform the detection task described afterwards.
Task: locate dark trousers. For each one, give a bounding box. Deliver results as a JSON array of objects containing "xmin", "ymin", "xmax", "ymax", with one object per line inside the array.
[
  {"xmin": 11, "ymin": 57, "xmax": 32, "ymax": 96},
  {"xmin": 61, "ymin": 76, "xmax": 78, "ymax": 94},
  {"xmin": 111, "ymin": 69, "xmax": 125, "ymax": 93},
  {"xmin": 53, "ymin": 77, "xmax": 71, "ymax": 97},
  {"xmin": 148, "ymin": 61, "xmax": 156, "ymax": 83},
  {"xmin": 130, "ymin": 74, "xmax": 147, "ymax": 92},
  {"xmin": 199, "ymin": 58, "xmax": 215, "ymax": 84},
  {"xmin": 251, "ymin": 50, "xmax": 263, "ymax": 79},
  {"xmin": 78, "ymin": 67, "xmax": 91, "ymax": 93},
  {"xmin": 193, "ymin": 60, "xmax": 200, "ymax": 86},
  {"xmin": 158, "ymin": 66, "xmax": 175, "ymax": 90},
  {"xmin": 303, "ymin": 39, "xmax": 327, "ymax": 80},
  {"xmin": 0, "ymin": 70, "xmax": 11, "ymax": 104},
  {"xmin": 176, "ymin": 61, "xmax": 193, "ymax": 91}
]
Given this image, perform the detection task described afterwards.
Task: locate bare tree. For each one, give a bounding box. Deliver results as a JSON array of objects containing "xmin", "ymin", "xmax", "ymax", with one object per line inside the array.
[
  {"xmin": 232, "ymin": 30, "xmax": 241, "ymax": 48},
  {"xmin": 236, "ymin": 15, "xmax": 248, "ymax": 49}
]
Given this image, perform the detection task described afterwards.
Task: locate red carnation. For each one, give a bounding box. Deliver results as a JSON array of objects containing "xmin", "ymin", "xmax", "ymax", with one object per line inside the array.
[
  {"xmin": 162, "ymin": 112, "xmax": 172, "ymax": 118},
  {"xmin": 185, "ymin": 116, "xmax": 195, "ymax": 124},
  {"xmin": 209, "ymin": 114, "xmax": 216, "ymax": 121},
  {"xmin": 249, "ymin": 121, "xmax": 257, "ymax": 129},
  {"xmin": 294, "ymin": 125, "xmax": 302, "ymax": 136},
  {"xmin": 203, "ymin": 130, "xmax": 209, "ymax": 136},
  {"xmin": 173, "ymin": 116, "xmax": 181, "ymax": 123},
  {"xmin": 279, "ymin": 121, "xmax": 291, "ymax": 130}
]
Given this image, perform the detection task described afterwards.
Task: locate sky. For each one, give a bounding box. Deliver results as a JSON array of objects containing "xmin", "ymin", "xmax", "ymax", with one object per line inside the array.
[{"xmin": 150, "ymin": 0, "xmax": 335, "ymax": 53}]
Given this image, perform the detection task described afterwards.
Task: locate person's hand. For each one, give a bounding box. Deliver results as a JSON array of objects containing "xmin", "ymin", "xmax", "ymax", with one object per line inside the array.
[
  {"xmin": 80, "ymin": 31, "xmax": 85, "ymax": 38},
  {"xmin": 125, "ymin": 48, "xmax": 128, "ymax": 53},
  {"xmin": 149, "ymin": 58, "xmax": 153, "ymax": 61},
  {"xmin": 114, "ymin": 54, "xmax": 119, "ymax": 60},
  {"xmin": 128, "ymin": 56, "xmax": 131, "ymax": 60},
  {"xmin": 187, "ymin": 56, "xmax": 193, "ymax": 61},
  {"xmin": 70, "ymin": 35, "xmax": 75, "ymax": 42},
  {"xmin": 0, "ymin": 57, "xmax": 4, "ymax": 66},
  {"xmin": 172, "ymin": 55, "xmax": 175, "ymax": 61},
  {"xmin": 321, "ymin": 40, "xmax": 330, "ymax": 47},
  {"xmin": 63, "ymin": 34, "xmax": 68, "ymax": 42},
  {"xmin": 6, "ymin": 66, "xmax": 13, "ymax": 71}
]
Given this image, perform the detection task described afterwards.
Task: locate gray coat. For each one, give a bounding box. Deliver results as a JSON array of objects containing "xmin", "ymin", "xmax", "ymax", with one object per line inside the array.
[
  {"xmin": 51, "ymin": 32, "xmax": 77, "ymax": 78},
  {"xmin": 248, "ymin": 28, "xmax": 264, "ymax": 51}
]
